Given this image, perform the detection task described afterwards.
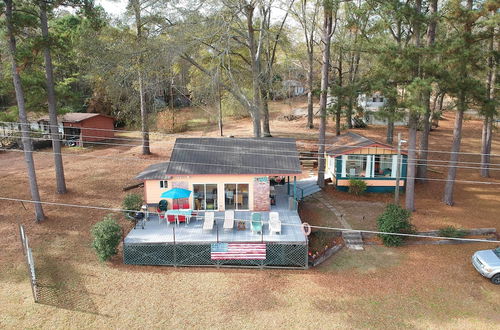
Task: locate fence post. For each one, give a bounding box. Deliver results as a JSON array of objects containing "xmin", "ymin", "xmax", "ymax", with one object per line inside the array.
[
  {"xmin": 19, "ymin": 224, "xmax": 26, "ymax": 255},
  {"xmin": 173, "ymin": 226, "xmax": 177, "ymax": 267}
]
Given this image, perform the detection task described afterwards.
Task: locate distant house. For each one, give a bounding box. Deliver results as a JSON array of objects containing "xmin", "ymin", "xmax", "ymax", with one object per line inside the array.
[
  {"xmin": 356, "ymin": 93, "xmax": 407, "ymax": 126},
  {"xmin": 282, "ymin": 80, "xmax": 305, "ymax": 97},
  {"xmin": 325, "ymin": 132, "xmax": 407, "ymax": 192},
  {"xmin": 38, "ymin": 113, "xmax": 115, "ymax": 145},
  {"xmin": 136, "ymin": 137, "xmax": 303, "ymax": 211}
]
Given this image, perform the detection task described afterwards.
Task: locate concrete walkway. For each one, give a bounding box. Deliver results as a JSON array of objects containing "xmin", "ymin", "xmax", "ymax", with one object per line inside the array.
[{"xmin": 313, "ymin": 192, "xmax": 364, "ymax": 250}]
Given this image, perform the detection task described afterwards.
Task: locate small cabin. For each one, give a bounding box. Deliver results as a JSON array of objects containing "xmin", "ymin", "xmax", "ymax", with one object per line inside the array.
[{"xmin": 324, "ymin": 132, "xmax": 407, "ymax": 193}]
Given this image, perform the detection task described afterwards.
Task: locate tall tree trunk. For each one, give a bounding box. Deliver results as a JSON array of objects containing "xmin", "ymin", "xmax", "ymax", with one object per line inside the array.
[
  {"xmin": 262, "ymin": 92, "xmax": 271, "ymax": 137},
  {"xmin": 335, "ymin": 50, "xmax": 342, "ymax": 136},
  {"xmin": 307, "ymin": 50, "xmax": 314, "ymax": 129},
  {"xmin": 386, "ymin": 118, "xmax": 394, "ymax": 144},
  {"xmin": 443, "ymin": 0, "xmax": 473, "ymax": 206},
  {"xmin": 480, "ymin": 14, "xmax": 496, "ymax": 178},
  {"xmin": 443, "ymin": 98, "xmax": 464, "ymax": 205},
  {"xmin": 40, "ymin": 2, "xmax": 66, "ymax": 194},
  {"xmin": 317, "ymin": 3, "xmax": 334, "ymax": 188},
  {"xmin": 347, "ymin": 95, "xmax": 353, "ymax": 129},
  {"xmin": 386, "ymin": 94, "xmax": 397, "ymax": 144},
  {"xmin": 246, "ymin": 4, "xmax": 262, "ymax": 137},
  {"xmin": 132, "ymin": 0, "xmax": 150, "ymax": 155},
  {"xmin": 405, "ymin": 0, "xmax": 422, "ymax": 211},
  {"xmin": 405, "ymin": 113, "xmax": 418, "ymax": 211},
  {"xmin": 417, "ymin": 0, "xmax": 438, "ymax": 182},
  {"xmin": 5, "ymin": 0, "xmax": 45, "ymax": 221}
]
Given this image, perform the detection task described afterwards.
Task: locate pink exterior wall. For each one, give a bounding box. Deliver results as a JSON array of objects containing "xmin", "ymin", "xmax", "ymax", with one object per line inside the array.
[
  {"xmin": 65, "ymin": 115, "xmax": 114, "ymax": 142},
  {"xmin": 143, "ymin": 174, "xmax": 272, "ymax": 211}
]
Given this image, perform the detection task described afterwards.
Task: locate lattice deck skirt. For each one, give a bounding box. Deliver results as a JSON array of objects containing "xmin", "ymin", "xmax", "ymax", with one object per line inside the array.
[{"xmin": 123, "ymin": 243, "xmax": 308, "ymax": 269}]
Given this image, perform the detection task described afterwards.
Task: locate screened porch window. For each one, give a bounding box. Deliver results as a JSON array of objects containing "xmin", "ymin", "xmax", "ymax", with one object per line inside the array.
[
  {"xmin": 345, "ymin": 155, "xmax": 368, "ymax": 177},
  {"xmin": 193, "ymin": 184, "xmax": 217, "ymax": 210},
  {"xmin": 374, "ymin": 155, "xmax": 394, "ymax": 177}
]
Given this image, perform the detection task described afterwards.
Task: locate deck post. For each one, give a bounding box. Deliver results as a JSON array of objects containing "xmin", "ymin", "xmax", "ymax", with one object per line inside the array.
[
  {"xmin": 173, "ymin": 226, "xmax": 177, "ymax": 267},
  {"xmin": 293, "ymin": 176, "xmax": 297, "ymax": 203}
]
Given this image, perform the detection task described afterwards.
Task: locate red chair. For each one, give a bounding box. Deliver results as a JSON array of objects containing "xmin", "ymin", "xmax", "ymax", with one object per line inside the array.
[
  {"xmin": 178, "ymin": 215, "xmax": 186, "ymax": 223},
  {"xmin": 157, "ymin": 208, "xmax": 164, "ymax": 219},
  {"xmin": 182, "ymin": 203, "xmax": 189, "ymax": 209},
  {"xmin": 173, "ymin": 204, "xmax": 180, "ymax": 210},
  {"xmin": 167, "ymin": 215, "xmax": 176, "ymax": 223}
]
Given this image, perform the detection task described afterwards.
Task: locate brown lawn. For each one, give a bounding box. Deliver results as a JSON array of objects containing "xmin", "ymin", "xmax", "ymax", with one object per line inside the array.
[{"xmin": 1, "ymin": 97, "xmax": 499, "ymax": 328}]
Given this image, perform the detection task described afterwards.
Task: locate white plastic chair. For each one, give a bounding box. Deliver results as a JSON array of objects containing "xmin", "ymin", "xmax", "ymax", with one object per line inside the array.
[
  {"xmin": 203, "ymin": 212, "xmax": 215, "ymax": 231},
  {"xmin": 269, "ymin": 212, "xmax": 281, "ymax": 235},
  {"xmin": 223, "ymin": 210, "xmax": 235, "ymax": 231}
]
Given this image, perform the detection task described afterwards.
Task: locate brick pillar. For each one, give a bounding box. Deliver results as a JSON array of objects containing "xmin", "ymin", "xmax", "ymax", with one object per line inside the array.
[
  {"xmin": 253, "ymin": 177, "xmax": 270, "ymax": 211},
  {"xmin": 171, "ymin": 181, "xmax": 189, "ymax": 207}
]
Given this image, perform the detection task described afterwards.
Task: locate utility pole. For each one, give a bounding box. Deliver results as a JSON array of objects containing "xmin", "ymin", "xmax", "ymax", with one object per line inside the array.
[
  {"xmin": 394, "ymin": 133, "xmax": 406, "ymax": 204},
  {"xmin": 217, "ymin": 68, "xmax": 223, "ymax": 137}
]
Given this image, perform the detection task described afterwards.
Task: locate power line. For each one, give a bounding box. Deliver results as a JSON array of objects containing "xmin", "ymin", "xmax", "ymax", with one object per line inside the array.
[
  {"xmin": 2, "ymin": 147, "xmax": 500, "ymax": 184},
  {"xmin": 3, "ymin": 121, "xmax": 500, "ymax": 157},
  {"xmin": 3, "ymin": 133, "xmax": 500, "ymax": 171},
  {"xmin": 1, "ymin": 196, "xmax": 498, "ymax": 244}
]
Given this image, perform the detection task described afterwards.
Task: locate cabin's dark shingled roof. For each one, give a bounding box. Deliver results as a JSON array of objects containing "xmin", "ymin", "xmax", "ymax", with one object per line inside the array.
[
  {"xmin": 326, "ymin": 132, "xmax": 394, "ymax": 155},
  {"xmin": 135, "ymin": 138, "xmax": 301, "ymax": 179},
  {"xmin": 135, "ymin": 162, "xmax": 171, "ymax": 180}
]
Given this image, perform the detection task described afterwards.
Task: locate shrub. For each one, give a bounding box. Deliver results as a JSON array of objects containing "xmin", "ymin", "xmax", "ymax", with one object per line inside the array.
[
  {"xmin": 122, "ymin": 193, "xmax": 143, "ymax": 220},
  {"xmin": 438, "ymin": 226, "xmax": 466, "ymax": 238},
  {"xmin": 377, "ymin": 204, "xmax": 414, "ymax": 247},
  {"xmin": 348, "ymin": 179, "xmax": 367, "ymax": 196},
  {"xmin": 91, "ymin": 214, "xmax": 122, "ymax": 261}
]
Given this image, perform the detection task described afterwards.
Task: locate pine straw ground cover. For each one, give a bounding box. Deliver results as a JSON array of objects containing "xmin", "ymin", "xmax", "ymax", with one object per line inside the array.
[{"xmin": 1, "ymin": 100, "xmax": 499, "ymax": 328}]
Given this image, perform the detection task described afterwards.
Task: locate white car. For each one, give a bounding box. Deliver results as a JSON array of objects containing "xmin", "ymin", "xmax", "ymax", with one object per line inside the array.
[{"xmin": 472, "ymin": 248, "xmax": 500, "ymax": 285}]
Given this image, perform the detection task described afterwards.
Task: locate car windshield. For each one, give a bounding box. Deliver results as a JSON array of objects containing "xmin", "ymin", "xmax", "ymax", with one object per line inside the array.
[{"xmin": 494, "ymin": 248, "xmax": 500, "ymax": 258}]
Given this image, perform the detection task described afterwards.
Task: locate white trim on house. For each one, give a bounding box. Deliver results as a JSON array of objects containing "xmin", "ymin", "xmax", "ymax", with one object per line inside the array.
[
  {"xmin": 341, "ymin": 155, "xmax": 347, "ymax": 177},
  {"xmin": 391, "ymin": 155, "xmax": 398, "ymax": 178},
  {"xmin": 365, "ymin": 155, "xmax": 372, "ymax": 178}
]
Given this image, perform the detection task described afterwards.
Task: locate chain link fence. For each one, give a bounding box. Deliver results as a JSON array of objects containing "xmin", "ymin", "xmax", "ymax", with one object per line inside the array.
[
  {"xmin": 19, "ymin": 224, "xmax": 38, "ymax": 302},
  {"xmin": 124, "ymin": 242, "xmax": 308, "ymax": 269}
]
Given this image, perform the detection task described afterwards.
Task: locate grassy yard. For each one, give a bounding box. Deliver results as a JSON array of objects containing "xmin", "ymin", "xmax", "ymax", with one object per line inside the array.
[{"xmin": 1, "ymin": 100, "xmax": 499, "ymax": 328}]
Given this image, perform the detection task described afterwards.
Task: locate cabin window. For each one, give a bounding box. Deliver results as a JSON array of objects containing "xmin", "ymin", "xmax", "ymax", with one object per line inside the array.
[
  {"xmin": 193, "ymin": 184, "xmax": 218, "ymax": 210},
  {"xmin": 159, "ymin": 180, "xmax": 168, "ymax": 188},
  {"xmin": 379, "ymin": 97, "xmax": 384, "ymax": 102},
  {"xmin": 224, "ymin": 184, "xmax": 249, "ymax": 210},
  {"xmin": 345, "ymin": 155, "xmax": 368, "ymax": 177}
]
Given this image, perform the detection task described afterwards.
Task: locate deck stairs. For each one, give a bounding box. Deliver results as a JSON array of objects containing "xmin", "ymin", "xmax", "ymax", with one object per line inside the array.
[
  {"xmin": 342, "ymin": 231, "xmax": 364, "ymax": 250},
  {"xmin": 295, "ymin": 176, "xmax": 321, "ymax": 200}
]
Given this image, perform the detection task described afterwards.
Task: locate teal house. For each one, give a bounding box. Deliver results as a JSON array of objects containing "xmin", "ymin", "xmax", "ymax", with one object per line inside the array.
[{"xmin": 324, "ymin": 133, "xmax": 408, "ymax": 192}]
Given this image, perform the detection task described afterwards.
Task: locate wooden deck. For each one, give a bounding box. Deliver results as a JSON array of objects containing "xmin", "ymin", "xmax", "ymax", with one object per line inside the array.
[{"xmin": 124, "ymin": 186, "xmax": 306, "ymax": 244}]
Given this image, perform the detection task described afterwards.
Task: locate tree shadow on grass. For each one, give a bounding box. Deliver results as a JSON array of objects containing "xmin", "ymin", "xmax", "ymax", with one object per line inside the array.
[{"xmin": 35, "ymin": 255, "xmax": 108, "ymax": 317}]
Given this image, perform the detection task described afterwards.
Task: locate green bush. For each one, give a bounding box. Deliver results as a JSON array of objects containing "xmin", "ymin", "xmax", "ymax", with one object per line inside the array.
[
  {"xmin": 122, "ymin": 193, "xmax": 143, "ymax": 220},
  {"xmin": 91, "ymin": 214, "xmax": 122, "ymax": 261},
  {"xmin": 438, "ymin": 226, "xmax": 466, "ymax": 238},
  {"xmin": 348, "ymin": 179, "xmax": 367, "ymax": 196},
  {"xmin": 377, "ymin": 204, "xmax": 414, "ymax": 246}
]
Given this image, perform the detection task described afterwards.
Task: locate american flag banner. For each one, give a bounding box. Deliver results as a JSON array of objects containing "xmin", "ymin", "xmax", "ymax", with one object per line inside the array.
[{"xmin": 211, "ymin": 243, "xmax": 267, "ymax": 260}]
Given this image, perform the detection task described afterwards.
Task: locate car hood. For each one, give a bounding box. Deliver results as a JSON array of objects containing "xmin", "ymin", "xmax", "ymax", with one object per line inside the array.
[{"xmin": 475, "ymin": 250, "xmax": 500, "ymax": 267}]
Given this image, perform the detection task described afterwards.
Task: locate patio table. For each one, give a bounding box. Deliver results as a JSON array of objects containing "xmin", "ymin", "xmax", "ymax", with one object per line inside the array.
[{"xmin": 165, "ymin": 209, "xmax": 193, "ymax": 226}]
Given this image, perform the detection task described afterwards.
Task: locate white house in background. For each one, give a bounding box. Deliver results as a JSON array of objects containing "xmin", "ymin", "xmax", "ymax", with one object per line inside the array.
[
  {"xmin": 356, "ymin": 93, "xmax": 407, "ymax": 126},
  {"xmin": 282, "ymin": 80, "xmax": 305, "ymax": 97}
]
